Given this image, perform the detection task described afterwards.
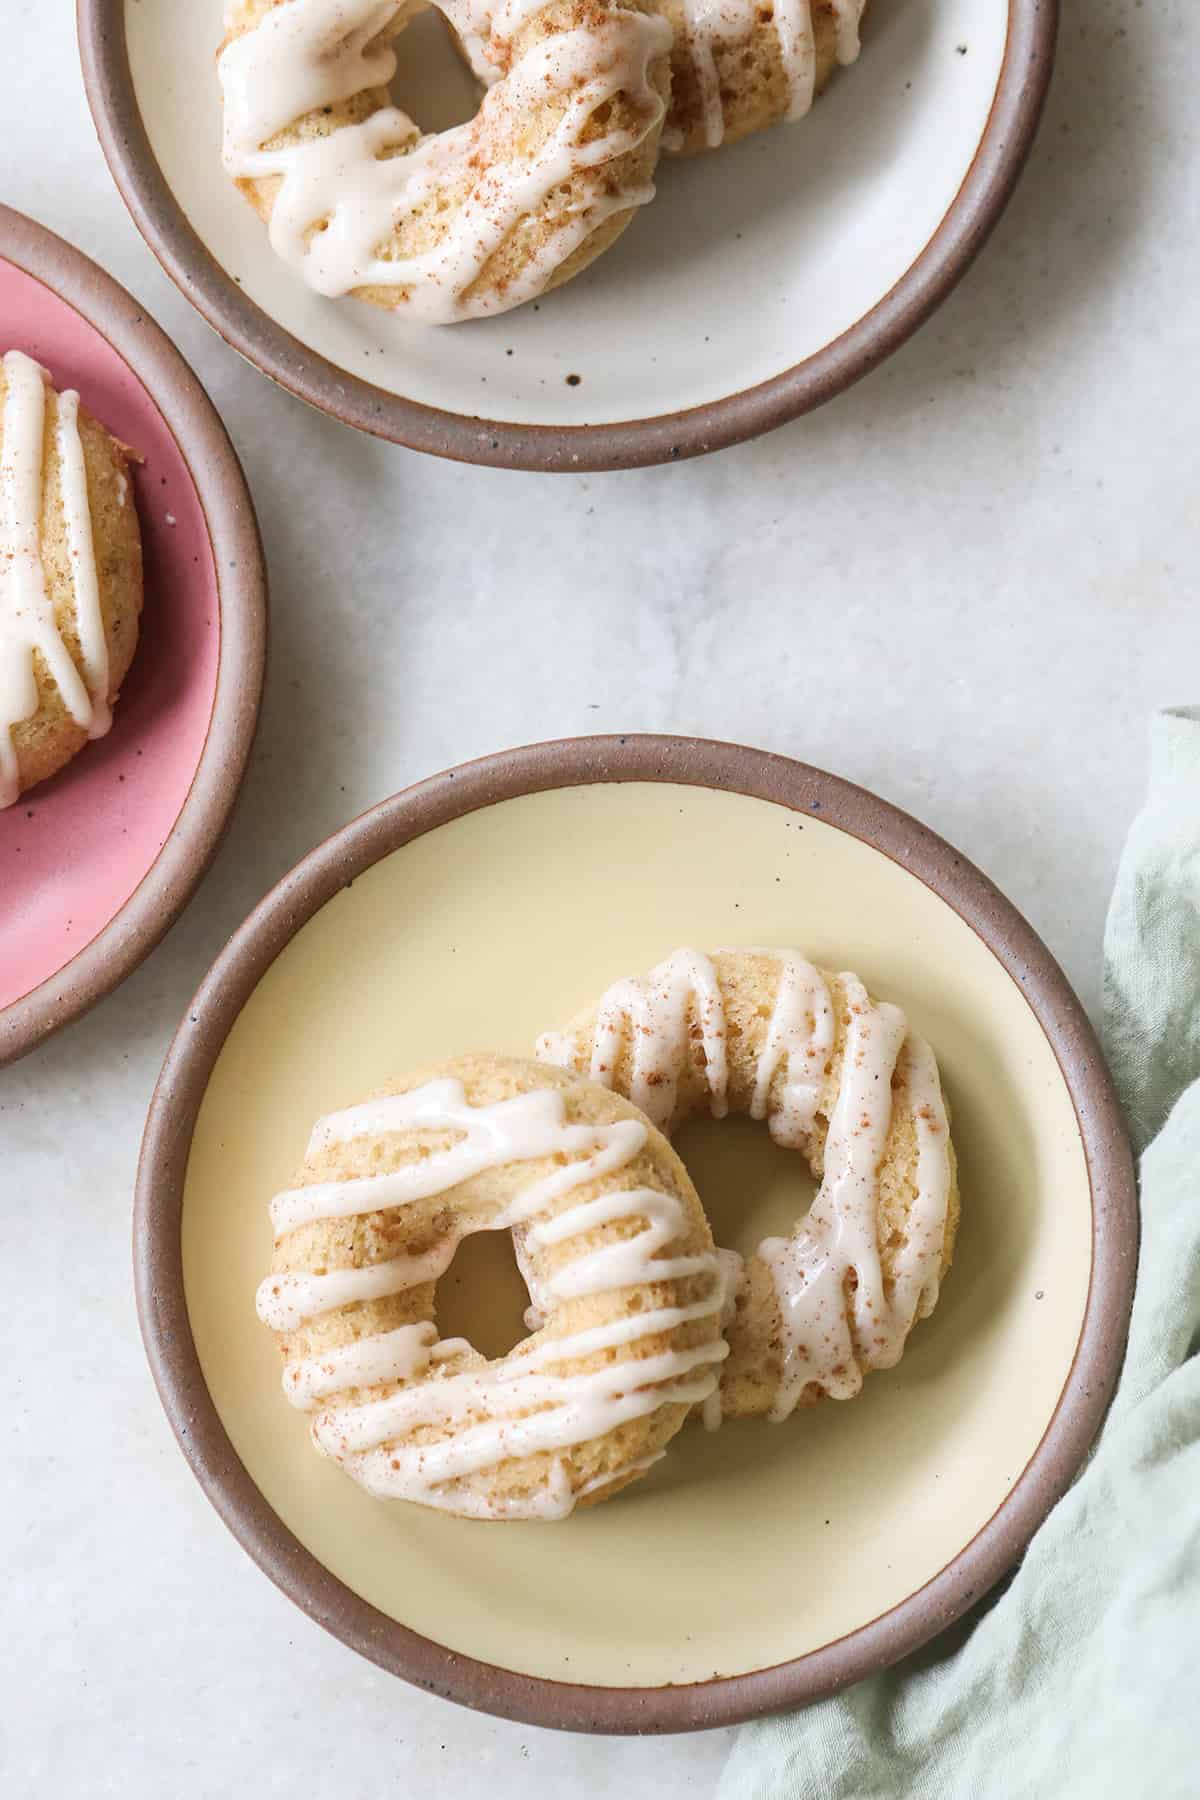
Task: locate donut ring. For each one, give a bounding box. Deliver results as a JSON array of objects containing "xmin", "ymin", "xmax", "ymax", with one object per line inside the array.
[
  {"xmin": 218, "ymin": 0, "xmax": 673, "ymax": 324},
  {"xmin": 0, "ymin": 351, "xmax": 142, "ymax": 809},
  {"xmin": 256, "ymin": 1054, "xmax": 728, "ymax": 1519},
  {"xmin": 537, "ymin": 948, "xmax": 959, "ymax": 1423},
  {"xmin": 458, "ymin": 0, "xmax": 867, "ymax": 156}
]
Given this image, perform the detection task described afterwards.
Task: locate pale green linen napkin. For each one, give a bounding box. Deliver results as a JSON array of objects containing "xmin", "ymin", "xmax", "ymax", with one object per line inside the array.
[{"xmin": 719, "ymin": 706, "xmax": 1200, "ymax": 1800}]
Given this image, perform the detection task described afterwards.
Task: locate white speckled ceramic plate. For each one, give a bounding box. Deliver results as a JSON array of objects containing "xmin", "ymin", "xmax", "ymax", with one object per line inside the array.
[
  {"xmin": 135, "ymin": 738, "xmax": 1135, "ymax": 1731},
  {"xmin": 81, "ymin": 1, "xmax": 1055, "ymax": 466}
]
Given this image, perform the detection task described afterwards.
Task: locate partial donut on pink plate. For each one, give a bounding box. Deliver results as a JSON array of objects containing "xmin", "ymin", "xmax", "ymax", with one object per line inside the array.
[{"xmin": 0, "ymin": 205, "xmax": 267, "ymax": 1066}]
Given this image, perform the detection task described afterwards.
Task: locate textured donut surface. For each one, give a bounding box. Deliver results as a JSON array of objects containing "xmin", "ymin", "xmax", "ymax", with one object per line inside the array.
[
  {"xmin": 218, "ymin": 0, "xmax": 673, "ymax": 323},
  {"xmin": 257, "ymin": 1053, "xmax": 728, "ymax": 1519},
  {"xmin": 538, "ymin": 947, "xmax": 959, "ymax": 1422},
  {"xmin": 0, "ymin": 351, "xmax": 142, "ymax": 809}
]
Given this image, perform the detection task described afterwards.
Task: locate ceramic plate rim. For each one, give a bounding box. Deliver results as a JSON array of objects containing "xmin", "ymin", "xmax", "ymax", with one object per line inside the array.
[
  {"xmin": 79, "ymin": 0, "xmax": 1058, "ymax": 472},
  {"xmin": 134, "ymin": 733, "xmax": 1137, "ymax": 1733},
  {"xmin": 0, "ymin": 204, "xmax": 268, "ymax": 1068}
]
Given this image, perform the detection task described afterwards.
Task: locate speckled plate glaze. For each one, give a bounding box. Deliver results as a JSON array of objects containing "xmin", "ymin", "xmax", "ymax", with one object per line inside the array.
[
  {"xmin": 136, "ymin": 736, "xmax": 1136, "ymax": 1732},
  {"xmin": 80, "ymin": 0, "xmax": 1056, "ymax": 469},
  {"xmin": 0, "ymin": 206, "xmax": 266, "ymax": 1067}
]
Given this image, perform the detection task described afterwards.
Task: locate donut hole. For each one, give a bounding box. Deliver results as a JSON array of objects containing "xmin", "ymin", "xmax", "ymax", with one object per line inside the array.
[
  {"xmin": 388, "ymin": 7, "xmax": 479, "ymax": 134},
  {"xmin": 435, "ymin": 1228, "xmax": 531, "ymax": 1360},
  {"xmin": 675, "ymin": 1112, "xmax": 817, "ymax": 1265}
]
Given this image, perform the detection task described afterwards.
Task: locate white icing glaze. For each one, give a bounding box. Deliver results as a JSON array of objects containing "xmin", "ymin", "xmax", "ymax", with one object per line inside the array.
[
  {"xmin": 0, "ymin": 352, "xmax": 110, "ymax": 809},
  {"xmin": 828, "ymin": 0, "xmax": 861, "ymax": 63},
  {"xmin": 665, "ymin": 0, "xmax": 864, "ymax": 150},
  {"xmin": 259, "ymin": 1078, "xmax": 726, "ymax": 1517},
  {"xmin": 283, "ymin": 1320, "xmax": 439, "ymax": 1407},
  {"xmin": 219, "ymin": 0, "xmax": 670, "ymax": 324},
  {"xmin": 55, "ymin": 392, "xmax": 111, "ymax": 739},
  {"xmin": 539, "ymin": 946, "xmax": 729, "ymax": 1131},
  {"xmin": 759, "ymin": 974, "xmax": 908, "ymax": 1415},
  {"xmin": 576, "ymin": 1448, "xmax": 665, "ymax": 1498},
  {"xmin": 458, "ymin": 0, "xmax": 559, "ymax": 57},
  {"xmin": 536, "ymin": 948, "xmax": 953, "ymax": 1423},
  {"xmin": 258, "ymin": 1238, "xmax": 460, "ymax": 1332},
  {"xmin": 762, "ymin": 1017, "xmax": 950, "ymax": 1416},
  {"xmin": 744, "ymin": 946, "xmax": 835, "ymax": 1146}
]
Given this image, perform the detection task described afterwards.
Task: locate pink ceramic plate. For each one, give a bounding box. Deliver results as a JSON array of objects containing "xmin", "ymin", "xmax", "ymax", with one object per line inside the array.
[{"xmin": 0, "ymin": 206, "xmax": 266, "ymax": 1065}]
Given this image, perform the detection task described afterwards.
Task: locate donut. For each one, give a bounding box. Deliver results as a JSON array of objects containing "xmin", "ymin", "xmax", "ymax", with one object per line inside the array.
[
  {"xmin": 218, "ymin": 0, "xmax": 673, "ymax": 324},
  {"xmin": 536, "ymin": 948, "xmax": 959, "ymax": 1423},
  {"xmin": 256, "ymin": 1053, "xmax": 728, "ymax": 1519},
  {"xmin": 459, "ymin": 0, "xmax": 867, "ymax": 156},
  {"xmin": 656, "ymin": 0, "xmax": 868, "ymax": 153},
  {"xmin": 0, "ymin": 351, "xmax": 142, "ymax": 810}
]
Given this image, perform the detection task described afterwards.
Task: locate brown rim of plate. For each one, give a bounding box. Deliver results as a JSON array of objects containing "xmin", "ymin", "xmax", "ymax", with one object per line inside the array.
[
  {"xmin": 0, "ymin": 204, "xmax": 268, "ymax": 1069},
  {"xmin": 135, "ymin": 733, "xmax": 1138, "ymax": 1734},
  {"xmin": 79, "ymin": 1, "xmax": 1058, "ymax": 472}
]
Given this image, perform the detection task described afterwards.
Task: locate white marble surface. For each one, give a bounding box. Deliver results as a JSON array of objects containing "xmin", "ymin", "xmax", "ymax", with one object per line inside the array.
[{"xmin": 2, "ymin": 1, "xmax": 1197, "ymax": 1793}]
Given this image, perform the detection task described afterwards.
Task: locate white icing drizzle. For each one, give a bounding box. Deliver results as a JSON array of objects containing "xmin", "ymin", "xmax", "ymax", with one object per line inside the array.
[
  {"xmin": 538, "ymin": 947, "xmax": 729, "ymax": 1131},
  {"xmin": 258, "ymin": 1079, "xmax": 726, "ymax": 1518},
  {"xmin": 762, "ymin": 1016, "xmax": 950, "ymax": 1416},
  {"xmin": 219, "ymin": 0, "xmax": 670, "ymax": 324},
  {"xmin": 457, "ymin": 0, "xmax": 560, "ymax": 59},
  {"xmin": 576, "ymin": 1448, "xmax": 665, "ymax": 1498},
  {"xmin": 284, "ymin": 1320, "xmax": 439, "ymax": 1407},
  {"xmin": 758, "ymin": 974, "xmax": 907, "ymax": 1415},
  {"xmin": 745, "ymin": 947, "xmax": 835, "ymax": 1146},
  {"xmin": 536, "ymin": 948, "xmax": 953, "ymax": 1423},
  {"xmin": 0, "ymin": 352, "xmax": 109, "ymax": 809},
  {"xmin": 258, "ymin": 1239, "xmax": 460, "ymax": 1332},
  {"xmin": 828, "ymin": 0, "xmax": 861, "ymax": 63},
  {"xmin": 55, "ymin": 392, "xmax": 111, "ymax": 740},
  {"xmin": 453, "ymin": 0, "xmax": 534, "ymax": 87},
  {"xmin": 666, "ymin": 0, "xmax": 863, "ymax": 151}
]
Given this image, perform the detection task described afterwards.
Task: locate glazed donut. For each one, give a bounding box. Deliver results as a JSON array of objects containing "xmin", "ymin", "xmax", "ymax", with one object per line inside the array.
[
  {"xmin": 0, "ymin": 351, "xmax": 142, "ymax": 809},
  {"xmin": 537, "ymin": 948, "xmax": 959, "ymax": 1423},
  {"xmin": 218, "ymin": 0, "xmax": 673, "ymax": 324},
  {"xmin": 256, "ymin": 1054, "xmax": 728, "ymax": 1519},
  {"xmin": 459, "ymin": 0, "xmax": 867, "ymax": 155}
]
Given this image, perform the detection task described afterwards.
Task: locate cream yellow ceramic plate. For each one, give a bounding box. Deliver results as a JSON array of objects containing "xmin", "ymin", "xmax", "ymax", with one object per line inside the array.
[{"xmin": 136, "ymin": 737, "xmax": 1136, "ymax": 1731}]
